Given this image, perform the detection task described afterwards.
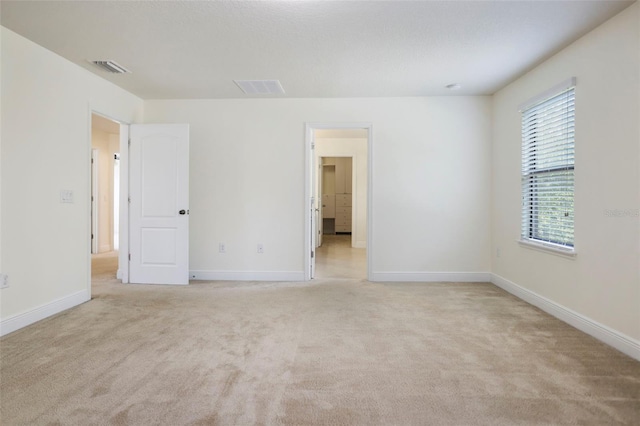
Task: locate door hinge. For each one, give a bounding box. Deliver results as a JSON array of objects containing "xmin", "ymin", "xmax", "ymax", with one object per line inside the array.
[
  {"xmin": 128, "ymin": 139, "xmax": 131, "ymax": 146},
  {"xmin": 311, "ymin": 251, "xmax": 314, "ymax": 258},
  {"xmin": 91, "ymin": 234, "xmax": 93, "ymax": 239},
  {"xmin": 128, "ymin": 196, "xmax": 131, "ymax": 203},
  {"xmin": 311, "ymin": 142, "xmax": 315, "ymax": 150},
  {"xmin": 128, "ymin": 253, "xmax": 131, "ymax": 261}
]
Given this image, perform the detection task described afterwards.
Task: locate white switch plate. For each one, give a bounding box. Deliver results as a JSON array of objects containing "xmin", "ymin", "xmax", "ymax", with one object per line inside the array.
[
  {"xmin": 60, "ymin": 189, "xmax": 74, "ymax": 203},
  {"xmin": 0, "ymin": 274, "xmax": 8, "ymax": 289}
]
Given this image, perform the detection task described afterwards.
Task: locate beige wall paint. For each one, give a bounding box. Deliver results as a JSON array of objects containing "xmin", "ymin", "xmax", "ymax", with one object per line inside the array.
[
  {"xmin": 91, "ymin": 126, "xmax": 119, "ymax": 252},
  {"xmin": 144, "ymin": 96, "xmax": 492, "ymax": 277},
  {"xmin": 1, "ymin": 27, "xmax": 142, "ymax": 322},
  {"xmin": 316, "ymin": 138, "xmax": 368, "ymax": 248},
  {"xmin": 491, "ymin": 4, "xmax": 640, "ymax": 340}
]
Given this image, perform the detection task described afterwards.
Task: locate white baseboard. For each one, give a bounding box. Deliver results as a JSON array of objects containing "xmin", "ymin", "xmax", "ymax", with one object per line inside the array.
[
  {"xmin": 370, "ymin": 271, "xmax": 491, "ymax": 282},
  {"xmin": 116, "ymin": 269, "xmax": 122, "ymax": 279},
  {"xmin": 0, "ymin": 290, "xmax": 90, "ymax": 337},
  {"xmin": 491, "ymin": 273, "xmax": 640, "ymax": 362},
  {"xmin": 190, "ymin": 270, "xmax": 306, "ymax": 282}
]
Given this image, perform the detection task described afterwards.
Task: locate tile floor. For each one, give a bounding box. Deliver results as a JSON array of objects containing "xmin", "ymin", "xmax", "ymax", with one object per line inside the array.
[{"xmin": 315, "ymin": 234, "xmax": 366, "ymax": 279}]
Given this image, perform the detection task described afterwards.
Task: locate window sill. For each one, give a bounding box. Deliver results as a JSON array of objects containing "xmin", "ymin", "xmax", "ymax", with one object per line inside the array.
[{"xmin": 518, "ymin": 239, "xmax": 577, "ymax": 259}]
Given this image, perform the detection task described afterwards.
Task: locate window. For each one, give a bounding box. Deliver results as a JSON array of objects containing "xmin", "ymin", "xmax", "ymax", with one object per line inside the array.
[{"xmin": 521, "ymin": 79, "xmax": 575, "ymax": 251}]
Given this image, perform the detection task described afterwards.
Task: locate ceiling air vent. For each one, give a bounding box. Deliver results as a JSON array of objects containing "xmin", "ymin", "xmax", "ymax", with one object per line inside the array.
[
  {"xmin": 234, "ymin": 80, "xmax": 285, "ymax": 95},
  {"xmin": 91, "ymin": 60, "xmax": 131, "ymax": 74}
]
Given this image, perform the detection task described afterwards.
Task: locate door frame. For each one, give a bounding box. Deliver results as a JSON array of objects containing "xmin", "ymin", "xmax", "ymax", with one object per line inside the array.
[
  {"xmin": 117, "ymin": 121, "xmax": 130, "ymax": 283},
  {"xmin": 88, "ymin": 109, "xmax": 131, "ymax": 299},
  {"xmin": 304, "ymin": 123, "xmax": 373, "ymax": 281},
  {"xmin": 91, "ymin": 148, "xmax": 99, "ymax": 254}
]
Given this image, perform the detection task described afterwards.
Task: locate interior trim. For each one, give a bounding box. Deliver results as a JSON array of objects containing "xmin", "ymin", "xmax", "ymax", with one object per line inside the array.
[
  {"xmin": 491, "ymin": 273, "xmax": 640, "ymax": 362},
  {"xmin": 189, "ymin": 270, "xmax": 306, "ymax": 282},
  {"xmin": 370, "ymin": 272, "xmax": 491, "ymax": 282},
  {"xmin": 0, "ymin": 290, "xmax": 90, "ymax": 337}
]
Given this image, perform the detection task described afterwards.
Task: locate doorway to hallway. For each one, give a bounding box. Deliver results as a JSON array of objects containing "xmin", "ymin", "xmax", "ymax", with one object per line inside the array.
[
  {"xmin": 90, "ymin": 113, "xmax": 120, "ymax": 282},
  {"xmin": 306, "ymin": 126, "xmax": 371, "ymax": 280}
]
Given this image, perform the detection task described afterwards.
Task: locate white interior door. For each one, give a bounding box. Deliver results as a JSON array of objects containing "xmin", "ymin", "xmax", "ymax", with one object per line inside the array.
[
  {"xmin": 317, "ymin": 157, "xmax": 323, "ymax": 247},
  {"xmin": 129, "ymin": 124, "xmax": 189, "ymax": 285},
  {"xmin": 310, "ymin": 140, "xmax": 317, "ymax": 278},
  {"xmin": 310, "ymin": 195, "xmax": 316, "ymax": 279}
]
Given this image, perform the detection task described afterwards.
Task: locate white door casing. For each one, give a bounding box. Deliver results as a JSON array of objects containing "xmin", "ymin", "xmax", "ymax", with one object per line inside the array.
[
  {"xmin": 91, "ymin": 149, "xmax": 99, "ymax": 254},
  {"xmin": 129, "ymin": 124, "xmax": 189, "ymax": 285},
  {"xmin": 310, "ymin": 139, "xmax": 316, "ymax": 278}
]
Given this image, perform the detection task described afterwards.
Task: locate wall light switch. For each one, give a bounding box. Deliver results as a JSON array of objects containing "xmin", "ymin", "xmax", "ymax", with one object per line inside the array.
[{"xmin": 60, "ymin": 190, "xmax": 74, "ymax": 203}]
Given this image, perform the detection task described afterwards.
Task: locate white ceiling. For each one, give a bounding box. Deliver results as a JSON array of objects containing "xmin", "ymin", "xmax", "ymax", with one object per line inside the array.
[{"xmin": 1, "ymin": 1, "xmax": 634, "ymax": 99}]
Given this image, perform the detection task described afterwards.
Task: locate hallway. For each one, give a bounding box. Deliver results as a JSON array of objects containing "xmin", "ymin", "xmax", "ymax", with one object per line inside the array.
[
  {"xmin": 91, "ymin": 251, "xmax": 118, "ymax": 280},
  {"xmin": 314, "ymin": 234, "xmax": 366, "ymax": 279}
]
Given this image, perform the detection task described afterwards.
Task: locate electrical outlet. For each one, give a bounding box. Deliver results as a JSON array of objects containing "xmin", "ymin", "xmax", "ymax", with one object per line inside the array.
[
  {"xmin": 257, "ymin": 243, "xmax": 264, "ymax": 254},
  {"xmin": 0, "ymin": 274, "xmax": 8, "ymax": 289},
  {"xmin": 219, "ymin": 243, "xmax": 226, "ymax": 253}
]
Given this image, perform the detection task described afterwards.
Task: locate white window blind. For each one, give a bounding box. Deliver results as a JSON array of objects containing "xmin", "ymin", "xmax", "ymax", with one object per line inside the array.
[{"xmin": 521, "ymin": 84, "xmax": 575, "ymax": 249}]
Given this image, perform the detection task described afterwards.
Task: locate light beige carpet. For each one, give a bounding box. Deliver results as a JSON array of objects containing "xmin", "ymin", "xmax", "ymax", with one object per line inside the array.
[{"xmin": 1, "ymin": 262, "xmax": 639, "ymax": 425}]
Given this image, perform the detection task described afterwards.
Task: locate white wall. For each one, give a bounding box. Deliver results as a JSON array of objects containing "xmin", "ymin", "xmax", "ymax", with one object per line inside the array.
[
  {"xmin": 316, "ymin": 138, "xmax": 368, "ymax": 248},
  {"xmin": 491, "ymin": 4, "xmax": 640, "ymax": 342},
  {"xmin": 144, "ymin": 96, "xmax": 492, "ymax": 281},
  {"xmin": 0, "ymin": 27, "xmax": 143, "ymax": 332}
]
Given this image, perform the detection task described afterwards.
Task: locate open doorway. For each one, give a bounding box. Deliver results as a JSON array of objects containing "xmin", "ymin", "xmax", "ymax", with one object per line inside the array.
[
  {"xmin": 90, "ymin": 113, "xmax": 120, "ymax": 282},
  {"xmin": 308, "ymin": 127, "xmax": 371, "ymax": 280}
]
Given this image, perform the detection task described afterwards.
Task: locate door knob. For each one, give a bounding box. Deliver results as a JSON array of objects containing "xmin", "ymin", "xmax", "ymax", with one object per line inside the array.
[{"xmin": 179, "ymin": 209, "xmax": 187, "ymax": 215}]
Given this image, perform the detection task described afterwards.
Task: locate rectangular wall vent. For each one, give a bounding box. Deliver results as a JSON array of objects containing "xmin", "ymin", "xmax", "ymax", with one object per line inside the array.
[
  {"xmin": 91, "ymin": 60, "xmax": 131, "ymax": 74},
  {"xmin": 234, "ymin": 80, "xmax": 285, "ymax": 95}
]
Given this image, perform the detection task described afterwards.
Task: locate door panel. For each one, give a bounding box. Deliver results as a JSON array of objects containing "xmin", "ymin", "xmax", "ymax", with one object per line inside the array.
[
  {"xmin": 317, "ymin": 157, "xmax": 323, "ymax": 247},
  {"xmin": 129, "ymin": 124, "xmax": 189, "ymax": 285},
  {"xmin": 141, "ymin": 137, "xmax": 178, "ymax": 217},
  {"xmin": 310, "ymin": 142, "xmax": 316, "ymax": 279},
  {"xmin": 141, "ymin": 228, "xmax": 177, "ymax": 264}
]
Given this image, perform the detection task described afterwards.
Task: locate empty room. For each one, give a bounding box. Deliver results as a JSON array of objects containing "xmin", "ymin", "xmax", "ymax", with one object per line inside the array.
[{"xmin": 1, "ymin": 1, "xmax": 639, "ymax": 424}]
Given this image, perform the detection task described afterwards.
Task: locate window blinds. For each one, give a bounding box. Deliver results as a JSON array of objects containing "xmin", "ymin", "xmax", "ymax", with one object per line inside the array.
[{"xmin": 521, "ymin": 86, "xmax": 575, "ymax": 248}]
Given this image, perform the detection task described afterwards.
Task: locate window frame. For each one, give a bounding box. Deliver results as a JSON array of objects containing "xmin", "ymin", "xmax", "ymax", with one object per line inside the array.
[{"xmin": 519, "ymin": 78, "xmax": 577, "ymax": 256}]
